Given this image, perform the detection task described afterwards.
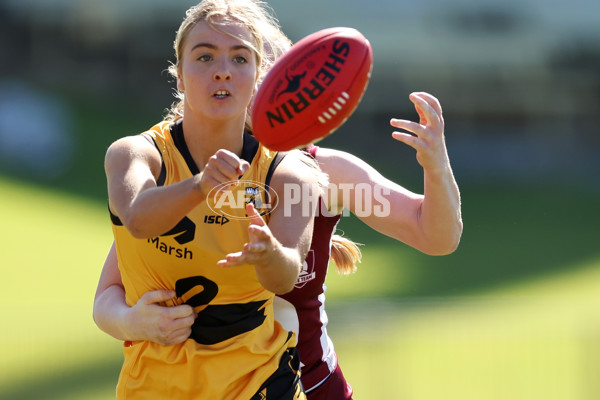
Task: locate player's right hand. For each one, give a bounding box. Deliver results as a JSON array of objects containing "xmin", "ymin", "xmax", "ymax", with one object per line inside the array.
[{"xmin": 197, "ymin": 149, "xmax": 250, "ymax": 197}]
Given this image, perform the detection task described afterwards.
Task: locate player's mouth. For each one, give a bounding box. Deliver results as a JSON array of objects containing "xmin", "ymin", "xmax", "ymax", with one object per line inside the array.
[{"xmin": 213, "ymin": 90, "xmax": 231, "ymax": 99}]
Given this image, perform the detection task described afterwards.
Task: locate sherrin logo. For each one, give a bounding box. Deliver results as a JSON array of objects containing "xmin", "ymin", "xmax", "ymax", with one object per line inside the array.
[
  {"xmin": 265, "ymin": 39, "xmax": 350, "ymax": 127},
  {"xmin": 206, "ymin": 180, "xmax": 278, "ymax": 220}
]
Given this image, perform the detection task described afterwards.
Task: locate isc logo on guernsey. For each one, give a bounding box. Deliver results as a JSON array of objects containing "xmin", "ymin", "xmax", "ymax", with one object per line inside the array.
[{"xmin": 204, "ymin": 215, "xmax": 229, "ymax": 225}]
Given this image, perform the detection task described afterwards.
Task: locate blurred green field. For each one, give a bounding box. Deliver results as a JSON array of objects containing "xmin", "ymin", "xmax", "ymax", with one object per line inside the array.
[
  {"xmin": 326, "ymin": 258, "xmax": 600, "ymax": 399},
  {"xmin": 1, "ymin": 175, "xmax": 599, "ymax": 399}
]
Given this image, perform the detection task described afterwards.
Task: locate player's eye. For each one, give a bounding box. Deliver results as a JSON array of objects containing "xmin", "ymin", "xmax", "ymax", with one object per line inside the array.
[
  {"xmin": 197, "ymin": 54, "xmax": 212, "ymax": 62},
  {"xmin": 233, "ymin": 55, "xmax": 248, "ymax": 64}
]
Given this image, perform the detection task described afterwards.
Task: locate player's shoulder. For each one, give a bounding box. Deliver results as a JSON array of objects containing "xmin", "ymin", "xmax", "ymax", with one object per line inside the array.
[
  {"xmin": 312, "ymin": 147, "xmax": 351, "ymax": 162},
  {"xmin": 105, "ymin": 125, "xmax": 163, "ymax": 167},
  {"xmin": 106, "ymin": 135, "xmax": 155, "ymax": 160},
  {"xmin": 271, "ymin": 149, "xmax": 325, "ymax": 187},
  {"xmin": 313, "ymin": 147, "xmax": 368, "ymax": 170}
]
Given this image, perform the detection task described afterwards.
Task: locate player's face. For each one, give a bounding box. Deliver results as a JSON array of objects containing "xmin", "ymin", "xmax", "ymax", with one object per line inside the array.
[{"xmin": 177, "ymin": 19, "xmax": 258, "ymax": 124}]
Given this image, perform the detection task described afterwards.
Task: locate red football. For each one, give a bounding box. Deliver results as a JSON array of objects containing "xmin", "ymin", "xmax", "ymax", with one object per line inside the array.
[{"xmin": 251, "ymin": 27, "xmax": 373, "ymax": 151}]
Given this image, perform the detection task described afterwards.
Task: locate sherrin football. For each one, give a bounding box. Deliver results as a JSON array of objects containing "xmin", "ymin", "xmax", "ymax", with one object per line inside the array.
[{"xmin": 251, "ymin": 27, "xmax": 373, "ymax": 151}]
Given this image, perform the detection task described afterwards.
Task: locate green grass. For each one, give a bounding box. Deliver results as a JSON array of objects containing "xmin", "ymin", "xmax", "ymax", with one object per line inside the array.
[
  {"xmin": 1, "ymin": 175, "xmax": 599, "ymax": 399},
  {"xmin": 0, "ymin": 176, "xmax": 121, "ymax": 398},
  {"xmin": 326, "ymin": 256, "xmax": 600, "ymax": 399}
]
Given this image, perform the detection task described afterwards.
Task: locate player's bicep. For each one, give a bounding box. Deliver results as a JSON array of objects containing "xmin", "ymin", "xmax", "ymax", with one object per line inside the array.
[{"xmin": 94, "ymin": 241, "xmax": 123, "ymax": 301}]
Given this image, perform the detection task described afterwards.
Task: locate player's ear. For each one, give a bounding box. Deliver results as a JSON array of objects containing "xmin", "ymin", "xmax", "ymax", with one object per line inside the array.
[
  {"xmin": 247, "ymin": 81, "xmax": 259, "ymax": 113},
  {"xmin": 176, "ymin": 72, "xmax": 185, "ymax": 91}
]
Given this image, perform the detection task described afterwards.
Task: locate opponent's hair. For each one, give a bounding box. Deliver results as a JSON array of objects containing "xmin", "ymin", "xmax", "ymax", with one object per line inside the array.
[
  {"xmin": 165, "ymin": 0, "xmax": 292, "ymax": 128},
  {"xmin": 330, "ymin": 233, "xmax": 362, "ymax": 275}
]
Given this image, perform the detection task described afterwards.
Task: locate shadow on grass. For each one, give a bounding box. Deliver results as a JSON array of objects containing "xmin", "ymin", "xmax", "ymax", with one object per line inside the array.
[{"xmin": 0, "ymin": 357, "xmax": 121, "ymax": 400}]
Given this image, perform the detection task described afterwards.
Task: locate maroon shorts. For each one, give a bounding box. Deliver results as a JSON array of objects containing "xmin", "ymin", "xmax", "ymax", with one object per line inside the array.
[{"xmin": 306, "ymin": 363, "xmax": 353, "ymax": 400}]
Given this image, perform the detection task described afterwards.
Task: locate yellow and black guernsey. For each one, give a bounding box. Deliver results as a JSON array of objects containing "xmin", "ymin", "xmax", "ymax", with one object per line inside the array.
[{"xmin": 110, "ymin": 120, "xmax": 294, "ymax": 399}]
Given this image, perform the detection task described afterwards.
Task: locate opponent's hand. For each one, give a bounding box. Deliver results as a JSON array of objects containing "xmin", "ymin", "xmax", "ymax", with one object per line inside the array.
[
  {"xmin": 390, "ymin": 92, "xmax": 450, "ymax": 174},
  {"xmin": 128, "ymin": 290, "xmax": 195, "ymax": 346},
  {"xmin": 197, "ymin": 149, "xmax": 250, "ymax": 197},
  {"xmin": 217, "ymin": 203, "xmax": 276, "ymax": 267}
]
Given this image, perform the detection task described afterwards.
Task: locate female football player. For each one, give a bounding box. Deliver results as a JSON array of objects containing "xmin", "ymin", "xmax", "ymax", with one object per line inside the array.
[
  {"xmin": 98, "ymin": 0, "xmax": 323, "ymax": 398},
  {"xmin": 94, "ymin": 1, "xmax": 462, "ymax": 399}
]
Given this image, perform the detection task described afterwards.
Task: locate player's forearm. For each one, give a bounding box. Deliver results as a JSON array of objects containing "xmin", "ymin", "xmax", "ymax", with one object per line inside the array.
[
  {"xmin": 93, "ymin": 284, "xmax": 134, "ymax": 341},
  {"xmin": 254, "ymin": 245, "xmax": 302, "ymax": 295},
  {"xmin": 118, "ymin": 175, "xmax": 206, "ymax": 239},
  {"xmin": 419, "ymin": 165, "xmax": 463, "ymax": 255}
]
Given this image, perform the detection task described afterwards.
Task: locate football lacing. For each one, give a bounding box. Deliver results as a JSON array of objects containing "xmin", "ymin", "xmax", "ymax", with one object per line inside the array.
[{"xmin": 318, "ymin": 92, "xmax": 350, "ymax": 124}]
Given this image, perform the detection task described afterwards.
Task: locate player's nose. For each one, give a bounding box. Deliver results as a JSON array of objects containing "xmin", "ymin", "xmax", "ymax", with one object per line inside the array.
[{"xmin": 213, "ymin": 60, "xmax": 232, "ymax": 81}]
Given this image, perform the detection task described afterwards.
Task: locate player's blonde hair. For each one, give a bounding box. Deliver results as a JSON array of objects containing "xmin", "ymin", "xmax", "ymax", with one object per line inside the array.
[
  {"xmin": 166, "ymin": 0, "xmax": 292, "ymax": 127},
  {"xmin": 330, "ymin": 233, "xmax": 362, "ymax": 275}
]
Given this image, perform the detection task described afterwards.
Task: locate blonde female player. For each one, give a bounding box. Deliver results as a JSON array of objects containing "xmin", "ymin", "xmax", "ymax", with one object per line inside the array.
[
  {"xmin": 96, "ymin": 92, "xmax": 462, "ymax": 399},
  {"xmin": 95, "ymin": 4, "xmax": 462, "ymax": 400},
  {"xmin": 96, "ymin": 0, "xmax": 327, "ymax": 398}
]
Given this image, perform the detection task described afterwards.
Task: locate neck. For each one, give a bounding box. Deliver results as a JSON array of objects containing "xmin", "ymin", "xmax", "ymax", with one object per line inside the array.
[{"xmin": 181, "ymin": 113, "xmax": 246, "ymax": 170}]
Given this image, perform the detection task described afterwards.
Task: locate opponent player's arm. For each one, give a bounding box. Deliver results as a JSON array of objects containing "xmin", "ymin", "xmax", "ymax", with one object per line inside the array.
[
  {"xmin": 105, "ymin": 137, "xmax": 248, "ymax": 238},
  {"xmin": 93, "ymin": 242, "xmax": 195, "ymax": 345},
  {"xmin": 320, "ymin": 92, "xmax": 462, "ymax": 255},
  {"xmin": 218, "ymin": 153, "xmax": 319, "ymax": 294}
]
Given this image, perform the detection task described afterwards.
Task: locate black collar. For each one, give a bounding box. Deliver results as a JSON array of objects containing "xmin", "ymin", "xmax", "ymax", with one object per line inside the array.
[{"xmin": 170, "ymin": 120, "xmax": 259, "ymax": 175}]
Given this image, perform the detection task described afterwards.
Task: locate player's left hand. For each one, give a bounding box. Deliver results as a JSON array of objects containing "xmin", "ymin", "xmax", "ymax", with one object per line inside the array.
[
  {"xmin": 389, "ymin": 92, "xmax": 450, "ymax": 174},
  {"xmin": 217, "ymin": 203, "xmax": 276, "ymax": 267}
]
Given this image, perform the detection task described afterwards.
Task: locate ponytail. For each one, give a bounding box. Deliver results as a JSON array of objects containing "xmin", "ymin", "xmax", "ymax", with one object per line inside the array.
[{"xmin": 330, "ymin": 234, "xmax": 362, "ymax": 275}]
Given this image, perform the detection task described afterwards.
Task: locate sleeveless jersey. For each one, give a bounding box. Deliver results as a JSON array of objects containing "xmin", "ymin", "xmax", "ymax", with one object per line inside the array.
[
  {"xmin": 110, "ymin": 120, "xmax": 295, "ymax": 400},
  {"xmin": 276, "ymin": 145, "xmax": 343, "ymax": 392}
]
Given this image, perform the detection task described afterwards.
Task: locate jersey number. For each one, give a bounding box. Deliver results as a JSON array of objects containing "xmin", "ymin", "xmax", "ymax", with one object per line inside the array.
[
  {"xmin": 175, "ymin": 275, "xmax": 218, "ymax": 307},
  {"xmin": 175, "ymin": 275, "xmax": 267, "ymax": 345}
]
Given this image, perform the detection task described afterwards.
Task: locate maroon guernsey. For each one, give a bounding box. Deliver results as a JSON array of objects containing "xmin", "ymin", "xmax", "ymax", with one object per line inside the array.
[{"xmin": 275, "ymin": 145, "xmax": 342, "ymax": 393}]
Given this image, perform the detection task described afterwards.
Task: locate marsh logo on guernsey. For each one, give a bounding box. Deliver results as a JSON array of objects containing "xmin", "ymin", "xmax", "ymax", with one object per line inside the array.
[
  {"xmin": 294, "ymin": 250, "xmax": 316, "ymax": 288},
  {"xmin": 147, "ymin": 216, "xmax": 195, "ymax": 260}
]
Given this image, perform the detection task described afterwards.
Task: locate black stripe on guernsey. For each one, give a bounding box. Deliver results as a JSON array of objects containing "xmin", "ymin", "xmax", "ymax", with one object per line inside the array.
[
  {"xmin": 190, "ymin": 300, "xmax": 268, "ymax": 345},
  {"xmin": 170, "ymin": 120, "xmax": 260, "ymax": 175},
  {"xmin": 250, "ymin": 334, "xmax": 301, "ymax": 400},
  {"xmin": 109, "ymin": 206, "xmax": 123, "ymax": 226},
  {"xmin": 240, "ymin": 130, "xmax": 259, "ymax": 163},
  {"xmin": 139, "ymin": 133, "xmax": 167, "ymax": 186},
  {"xmin": 266, "ymin": 152, "xmax": 285, "ymax": 188},
  {"xmin": 154, "ymin": 141, "xmax": 167, "ymax": 187},
  {"xmin": 264, "ymin": 152, "xmax": 286, "ymax": 208},
  {"xmin": 171, "ymin": 120, "xmax": 200, "ymax": 174}
]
